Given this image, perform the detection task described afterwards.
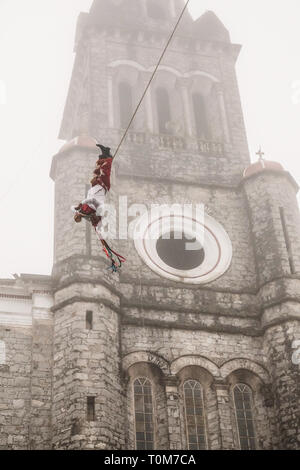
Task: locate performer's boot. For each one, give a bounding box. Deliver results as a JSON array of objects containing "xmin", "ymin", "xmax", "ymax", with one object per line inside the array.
[{"xmin": 96, "ymin": 144, "xmax": 112, "ymax": 158}]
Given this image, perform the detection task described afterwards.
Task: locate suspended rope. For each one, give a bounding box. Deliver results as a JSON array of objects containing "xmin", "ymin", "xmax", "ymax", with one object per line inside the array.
[
  {"xmin": 75, "ymin": 1, "xmax": 191, "ymax": 274},
  {"xmin": 113, "ymin": 0, "xmax": 191, "ymax": 160}
]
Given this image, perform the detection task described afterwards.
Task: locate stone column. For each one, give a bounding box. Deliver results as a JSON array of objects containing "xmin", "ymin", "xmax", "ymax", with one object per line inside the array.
[
  {"xmin": 215, "ymin": 84, "xmax": 230, "ymax": 143},
  {"xmin": 177, "ymin": 78, "xmax": 193, "ymax": 137},
  {"xmin": 170, "ymin": 0, "xmax": 176, "ymax": 17},
  {"xmin": 213, "ymin": 378, "xmax": 235, "ymax": 449},
  {"xmin": 107, "ymin": 70, "xmax": 115, "ymax": 129},
  {"xmin": 141, "ymin": 72, "xmax": 154, "ymax": 134},
  {"xmin": 140, "ymin": 0, "xmax": 147, "ymax": 15},
  {"xmin": 163, "ymin": 376, "xmax": 182, "ymax": 450},
  {"xmin": 29, "ymin": 290, "xmax": 53, "ymax": 450}
]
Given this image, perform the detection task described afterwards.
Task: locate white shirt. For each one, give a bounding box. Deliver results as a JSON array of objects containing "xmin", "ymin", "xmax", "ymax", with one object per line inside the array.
[{"xmin": 82, "ymin": 184, "xmax": 106, "ymax": 214}]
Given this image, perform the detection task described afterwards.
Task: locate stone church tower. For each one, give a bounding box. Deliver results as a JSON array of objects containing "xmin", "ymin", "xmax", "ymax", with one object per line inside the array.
[{"xmin": 0, "ymin": 0, "xmax": 299, "ymax": 450}]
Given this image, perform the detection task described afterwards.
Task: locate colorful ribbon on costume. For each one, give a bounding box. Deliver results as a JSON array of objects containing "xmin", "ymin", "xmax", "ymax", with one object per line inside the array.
[{"xmin": 94, "ymin": 227, "xmax": 126, "ymax": 273}]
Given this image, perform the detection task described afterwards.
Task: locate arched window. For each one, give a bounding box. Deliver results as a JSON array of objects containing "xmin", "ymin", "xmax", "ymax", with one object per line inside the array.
[
  {"xmin": 134, "ymin": 378, "xmax": 154, "ymax": 450},
  {"xmin": 156, "ymin": 87, "xmax": 172, "ymax": 134},
  {"xmin": 147, "ymin": 1, "xmax": 166, "ymax": 20},
  {"xmin": 0, "ymin": 341, "xmax": 5, "ymax": 365},
  {"xmin": 192, "ymin": 93, "xmax": 210, "ymax": 140},
  {"xmin": 119, "ymin": 81, "xmax": 133, "ymax": 129},
  {"xmin": 233, "ymin": 383, "xmax": 256, "ymax": 450},
  {"xmin": 184, "ymin": 380, "xmax": 207, "ymax": 450}
]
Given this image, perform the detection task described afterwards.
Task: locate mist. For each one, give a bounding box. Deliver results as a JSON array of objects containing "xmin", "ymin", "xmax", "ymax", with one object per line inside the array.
[{"xmin": 0, "ymin": 0, "xmax": 300, "ymax": 277}]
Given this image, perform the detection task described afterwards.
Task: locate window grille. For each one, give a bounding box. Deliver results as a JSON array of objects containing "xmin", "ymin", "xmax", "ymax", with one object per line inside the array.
[
  {"xmin": 233, "ymin": 383, "xmax": 256, "ymax": 450},
  {"xmin": 134, "ymin": 378, "xmax": 154, "ymax": 450},
  {"xmin": 184, "ymin": 380, "xmax": 207, "ymax": 450}
]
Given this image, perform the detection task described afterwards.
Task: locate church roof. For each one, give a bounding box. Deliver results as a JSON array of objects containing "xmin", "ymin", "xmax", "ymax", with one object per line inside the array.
[
  {"xmin": 243, "ymin": 158, "xmax": 299, "ymax": 191},
  {"xmin": 88, "ymin": 0, "xmax": 153, "ymax": 31},
  {"xmin": 58, "ymin": 135, "xmax": 98, "ymax": 154},
  {"xmin": 243, "ymin": 160, "xmax": 285, "ymax": 179},
  {"xmin": 88, "ymin": 1, "xmax": 230, "ymax": 43},
  {"xmin": 50, "ymin": 136, "xmax": 99, "ymax": 181},
  {"xmin": 193, "ymin": 11, "xmax": 230, "ymax": 43}
]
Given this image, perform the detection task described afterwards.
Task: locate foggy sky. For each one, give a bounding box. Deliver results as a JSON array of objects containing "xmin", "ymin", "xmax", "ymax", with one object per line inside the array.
[{"xmin": 0, "ymin": 0, "xmax": 300, "ymax": 278}]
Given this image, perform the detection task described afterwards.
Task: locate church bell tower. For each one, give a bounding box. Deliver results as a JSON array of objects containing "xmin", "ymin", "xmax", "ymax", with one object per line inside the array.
[{"xmin": 50, "ymin": 0, "xmax": 300, "ymax": 450}]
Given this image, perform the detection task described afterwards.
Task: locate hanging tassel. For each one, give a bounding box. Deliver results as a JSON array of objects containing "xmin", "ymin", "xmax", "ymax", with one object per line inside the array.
[{"xmin": 94, "ymin": 227, "xmax": 126, "ymax": 273}]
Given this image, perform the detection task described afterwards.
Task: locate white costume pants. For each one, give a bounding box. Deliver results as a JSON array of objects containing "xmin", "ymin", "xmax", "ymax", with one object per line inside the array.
[{"xmin": 81, "ymin": 184, "xmax": 106, "ymax": 216}]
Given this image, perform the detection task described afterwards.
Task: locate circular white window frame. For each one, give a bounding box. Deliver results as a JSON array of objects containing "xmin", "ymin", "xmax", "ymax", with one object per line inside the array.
[{"xmin": 134, "ymin": 211, "xmax": 232, "ymax": 284}]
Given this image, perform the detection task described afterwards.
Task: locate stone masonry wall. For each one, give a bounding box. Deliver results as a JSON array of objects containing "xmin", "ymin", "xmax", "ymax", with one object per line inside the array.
[
  {"xmin": 112, "ymin": 174, "xmax": 257, "ymax": 293},
  {"xmin": 121, "ymin": 325, "xmax": 275, "ymax": 449},
  {"xmin": 52, "ymin": 293, "xmax": 125, "ymax": 450},
  {"xmin": 244, "ymin": 172, "xmax": 300, "ymax": 285},
  {"xmin": 47, "ymin": 3, "xmax": 300, "ymax": 451},
  {"xmin": 29, "ymin": 318, "xmax": 53, "ymax": 450},
  {"xmin": 263, "ymin": 320, "xmax": 300, "ymax": 449},
  {"xmin": 0, "ymin": 285, "xmax": 53, "ymax": 450},
  {"xmin": 0, "ymin": 327, "xmax": 32, "ymax": 450}
]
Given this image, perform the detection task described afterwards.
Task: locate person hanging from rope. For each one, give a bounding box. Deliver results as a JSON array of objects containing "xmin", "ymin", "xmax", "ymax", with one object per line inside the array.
[
  {"xmin": 71, "ymin": 1, "xmax": 190, "ymax": 272},
  {"xmin": 73, "ymin": 144, "xmax": 112, "ymax": 225},
  {"xmin": 72, "ymin": 144, "xmax": 126, "ymax": 272}
]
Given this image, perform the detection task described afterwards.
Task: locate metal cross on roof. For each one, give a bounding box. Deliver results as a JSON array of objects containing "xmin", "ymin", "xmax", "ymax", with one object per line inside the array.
[{"xmin": 256, "ymin": 147, "xmax": 265, "ymax": 161}]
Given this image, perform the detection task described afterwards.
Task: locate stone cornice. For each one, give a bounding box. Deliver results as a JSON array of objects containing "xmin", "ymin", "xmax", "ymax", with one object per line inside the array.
[
  {"xmin": 52, "ymin": 255, "xmax": 300, "ymax": 310},
  {"xmin": 116, "ymin": 171, "xmax": 243, "ymax": 191},
  {"xmin": 115, "ymin": 168, "xmax": 299, "ymax": 194},
  {"xmin": 0, "ymin": 293, "xmax": 31, "ymax": 301},
  {"xmin": 120, "ymin": 273, "xmax": 300, "ymax": 297},
  {"xmin": 51, "ymin": 295, "xmax": 121, "ymax": 315},
  {"xmin": 122, "ymin": 314, "xmax": 261, "ymax": 337},
  {"xmin": 122, "ymin": 310, "xmax": 299, "ymax": 337},
  {"xmin": 86, "ymin": 24, "xmax": 241, "ymax": 59}
]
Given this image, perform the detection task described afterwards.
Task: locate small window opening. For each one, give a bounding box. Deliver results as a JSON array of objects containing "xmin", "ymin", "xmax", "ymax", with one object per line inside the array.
[
  {"xmin": 279, "ymin": 207, "xmax": 295, "ymax": 274},
  {"xmin": 86, "ymin": 311, "xmax": 93, "ymax": 330},
  {"xmin": 119, "ymin": 81, "xmax": 133, "ymax": 130},
  {"xmin": 192, "ymin": 93, "xmax": 210, "ymax": 140},
  {"xmin": 0, "ymin": 341, "xmax": 5, "ymax": 365},
  {"xmin": 156, "ymin": 87, "xmax": 172, "ymax": 134},
  {"xmin": 87, "ymin": 397, "xmax": 96, "ymax": 421}
]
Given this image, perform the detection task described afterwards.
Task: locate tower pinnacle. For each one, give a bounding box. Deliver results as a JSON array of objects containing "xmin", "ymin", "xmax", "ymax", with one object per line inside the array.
[{"xmin": 256, "ymin": 146, "xmax": 265, "ymax": 161}]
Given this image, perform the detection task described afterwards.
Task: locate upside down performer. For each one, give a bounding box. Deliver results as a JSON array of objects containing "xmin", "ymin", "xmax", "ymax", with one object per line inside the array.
[{"xmin": 72, "ymin": 144, "xmax": 126, "ymax": 273}]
